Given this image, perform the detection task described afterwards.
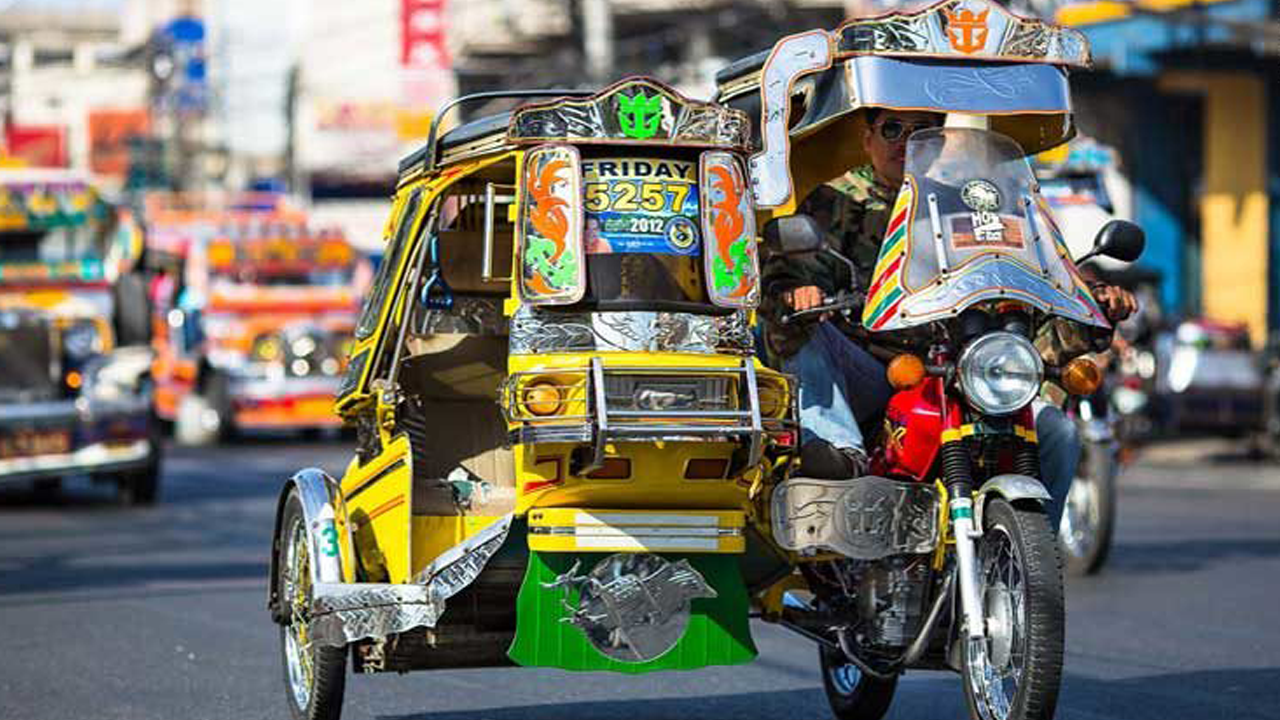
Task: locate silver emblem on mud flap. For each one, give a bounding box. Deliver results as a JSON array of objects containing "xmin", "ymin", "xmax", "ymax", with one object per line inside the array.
[
  {"xmin": 771, "ymin": 476, "xmax": 940, "ymax": 559},
  {"xmin": 543, "ymin": 553, "xmax": 716, "ymax": 662}
]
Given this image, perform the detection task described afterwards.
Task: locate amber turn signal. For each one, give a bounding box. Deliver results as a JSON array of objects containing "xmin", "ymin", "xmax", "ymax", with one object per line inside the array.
[
  {"xmin": 1061, "ymin": 356, "xmax": 1103, "ymax": 396},
  {"xmin": 886, "ymin": 354, "xmax": 926, "ymax": 390},
  {"xmin": 522, "ymin": 381, "xmax": 563, "ymax": 416}
]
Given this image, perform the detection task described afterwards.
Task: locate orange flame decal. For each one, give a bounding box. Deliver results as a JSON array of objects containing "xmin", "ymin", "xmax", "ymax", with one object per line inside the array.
[
  {"xmin": 528, "ymin": 158, "xmax": 570, "ymax": 261},
  {"xmin": 709, "ymin": 165, "xmax": 751, "ymax": 298}
]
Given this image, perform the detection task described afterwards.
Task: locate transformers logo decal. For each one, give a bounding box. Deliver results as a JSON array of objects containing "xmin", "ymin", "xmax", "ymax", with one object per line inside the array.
[{"xmin": 543, "ymin": 553, "xmax": 716, "ymax": 662}]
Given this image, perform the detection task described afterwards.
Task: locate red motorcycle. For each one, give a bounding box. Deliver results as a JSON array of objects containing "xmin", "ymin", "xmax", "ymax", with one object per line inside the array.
[{"xmin": 765, "ymin": 127, "xmax": 1143, "ymax": 720}]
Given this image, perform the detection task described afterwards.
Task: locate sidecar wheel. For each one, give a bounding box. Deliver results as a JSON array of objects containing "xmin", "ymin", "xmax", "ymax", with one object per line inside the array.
[
  {"xmin": 963, "ymin": 498, "xmax": 1064, "ymax": 720},
  {"xmin": 819, "ymin": 644, "xmax": 898, "ymax": 720},
  {"xmin": 277, "ymin": 489, "xmax": 346, "ymax": 720}
]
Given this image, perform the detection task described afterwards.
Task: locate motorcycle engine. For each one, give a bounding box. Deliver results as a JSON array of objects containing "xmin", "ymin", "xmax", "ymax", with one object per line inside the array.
[{"xmin": 843, "ymin": 555, "xmax": 932, "ymax": 649}]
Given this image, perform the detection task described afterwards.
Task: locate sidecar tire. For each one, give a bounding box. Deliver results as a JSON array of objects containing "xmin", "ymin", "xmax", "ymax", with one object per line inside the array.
[
  {"xmin": 819, "ymin": 644, "xmax": 898, "ymax": 720},
  {"xmin": 277, "ymin": 491, "xmax": 346, "ymax": 720}
]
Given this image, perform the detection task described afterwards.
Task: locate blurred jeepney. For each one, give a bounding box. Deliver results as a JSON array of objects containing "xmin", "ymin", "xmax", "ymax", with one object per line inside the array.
[
  {"xmin": 141, "ymin": 193, "xmax": 369, "ymax": 445},
  {"xmin": 0, "ymin": 168, "xmax": 160, "ymax": 504}
]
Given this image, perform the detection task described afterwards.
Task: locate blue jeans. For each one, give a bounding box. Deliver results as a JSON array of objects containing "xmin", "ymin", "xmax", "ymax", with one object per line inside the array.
[{"xmin": 783, "ymin": 323, "xmax": 1080, "ymax": 526}]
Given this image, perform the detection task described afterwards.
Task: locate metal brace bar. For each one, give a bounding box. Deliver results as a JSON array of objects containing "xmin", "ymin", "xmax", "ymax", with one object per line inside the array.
[
  {"xmin": 927, "ymin": 192, "xmax": 950, "ymax": 275},
  {"xmin": 481, "ymin": 183, "xmax": 515, "ymax": 283},
  {"xmin": 586, "ymin": 356, "xmax": 609, "ymax": 473},
  {"xmin": 744, "ymin": 359, "xmax": 764, "ymax": 469},
  {"xmin": 1022, "ymin": 193, "xmax": 1053, "ymax": 278}
]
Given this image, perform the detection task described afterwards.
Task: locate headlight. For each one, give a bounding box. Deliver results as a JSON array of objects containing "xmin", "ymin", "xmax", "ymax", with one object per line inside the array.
[
  {"xmin": 958, "ymin": 332, "xmax": 1043, "ymax": 415},
  {"xmin": 63, "ymin": 321, "xmax": 102, "ymax": 361},
  {"xmin": 252, "ymin": 334, "xmax": 284, "ymax": 363}
]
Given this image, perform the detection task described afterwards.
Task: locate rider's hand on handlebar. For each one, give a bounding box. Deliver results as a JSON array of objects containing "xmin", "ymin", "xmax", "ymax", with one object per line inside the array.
[
  {"xmin": 785, "ymin": 285, "xmax": 825, "ymax": 312},
  {"xmin": 1093, "ymin": 284, "xmax": 1138, "ymax": 323}
]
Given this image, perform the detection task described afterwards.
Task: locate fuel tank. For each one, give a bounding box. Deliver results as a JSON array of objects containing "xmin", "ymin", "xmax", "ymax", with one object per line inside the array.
[{"xmin": 871, "ymin": 378, "xmax": 944, "ymax": 482}]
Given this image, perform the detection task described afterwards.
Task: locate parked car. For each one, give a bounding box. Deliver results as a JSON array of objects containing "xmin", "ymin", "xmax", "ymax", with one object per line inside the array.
[
  {"xmin": 1154, "ymin": 319, "xmax": 1266, "ymax": 437},
  {"xmin": 0, "ymin": 169, "xmax": 160, "ymax": 503}
]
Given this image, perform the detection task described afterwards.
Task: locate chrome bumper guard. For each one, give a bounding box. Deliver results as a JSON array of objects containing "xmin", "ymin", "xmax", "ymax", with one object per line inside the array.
[{"xmin": 505, "ymin": 358, "xmax": 791, "ymax": 473}]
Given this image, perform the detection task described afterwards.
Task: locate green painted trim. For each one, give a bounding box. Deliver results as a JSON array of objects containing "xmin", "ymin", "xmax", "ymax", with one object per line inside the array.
[
  {"xmin": 951, "ymin": 505, "xmax": 974, "ymax": 521},
  {"xmin": 507, "ymin": 551, "xmax": 757, "ymax": 673}
]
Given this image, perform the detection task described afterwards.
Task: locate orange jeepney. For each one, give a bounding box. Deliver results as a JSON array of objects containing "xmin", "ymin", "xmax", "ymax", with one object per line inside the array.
[{"xmin": 142, "ymin": 194, "xmax": 370, "ymax": 444}]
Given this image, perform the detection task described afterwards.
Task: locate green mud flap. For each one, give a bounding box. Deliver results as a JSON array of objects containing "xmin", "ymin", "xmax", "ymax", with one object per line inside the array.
[{"xmin": 507, "ymin": 551, "xmax": 757, "ymax": 673}]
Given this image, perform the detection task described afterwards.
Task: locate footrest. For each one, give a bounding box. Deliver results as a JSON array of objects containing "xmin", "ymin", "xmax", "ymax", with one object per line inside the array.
[{"xmin": 309, "ymin": 583, "xmax": 440, "ymax": 647}]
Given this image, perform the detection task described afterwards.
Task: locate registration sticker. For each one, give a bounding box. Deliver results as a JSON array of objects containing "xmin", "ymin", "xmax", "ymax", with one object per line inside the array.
[
  {"xmin": 581, "ymin": 157, "xmax": 701, "ymax": 256},
  {"xmin": 948, "ymin": 213, "xmax": 1026, "ymax": 250}
]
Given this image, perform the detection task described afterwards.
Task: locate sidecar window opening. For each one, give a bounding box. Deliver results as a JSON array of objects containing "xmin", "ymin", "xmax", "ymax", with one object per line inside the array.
[{"xmin": 355, "ymin": 188, "xmax": 423, "ymax": 341}]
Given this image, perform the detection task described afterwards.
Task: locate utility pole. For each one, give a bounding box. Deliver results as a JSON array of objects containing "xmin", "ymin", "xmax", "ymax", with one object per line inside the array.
[{"xmin": 582, "ymin": 0, "xmax": 614, "ymax": 87}]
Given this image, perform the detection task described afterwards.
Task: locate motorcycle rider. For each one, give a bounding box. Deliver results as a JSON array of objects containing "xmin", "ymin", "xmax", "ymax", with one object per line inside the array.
[{"xmin": 763, "ymin": 109, "xmax": 1138, "ymax": 525}]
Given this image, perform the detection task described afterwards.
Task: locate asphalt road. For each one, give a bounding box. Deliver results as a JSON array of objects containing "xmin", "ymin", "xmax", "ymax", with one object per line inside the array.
[{"xmin": 1, "ymin": 439, "xmax": 1278, "ymax": 720}]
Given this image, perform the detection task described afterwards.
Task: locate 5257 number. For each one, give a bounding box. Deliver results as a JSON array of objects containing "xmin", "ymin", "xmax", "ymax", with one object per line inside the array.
[{"xmin": 583, "ymin": 181, "xmax": 690, "ymax": 214}]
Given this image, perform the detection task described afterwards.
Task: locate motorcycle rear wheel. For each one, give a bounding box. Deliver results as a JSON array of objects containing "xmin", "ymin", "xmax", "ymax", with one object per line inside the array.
[
  {"xmin": 963, "ymin": 498, "xmax": 1064, "ymax": 720},
  {"xmin": 1059, "ymin": 446, "xmax": 1117, "ymax": 576},
  {"xmin": 819, "ymin": 644, "xmax": 898, "ymax": 720}
]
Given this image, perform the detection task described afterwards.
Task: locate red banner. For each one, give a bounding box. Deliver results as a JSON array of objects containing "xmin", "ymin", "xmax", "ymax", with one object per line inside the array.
[
  {"xmin": 401, "ymin": 0, "xmax": 448, "ymax": 69},
  {"xmin": 5, "ymin": 125, "xmax": 67, "ymax": 168}
]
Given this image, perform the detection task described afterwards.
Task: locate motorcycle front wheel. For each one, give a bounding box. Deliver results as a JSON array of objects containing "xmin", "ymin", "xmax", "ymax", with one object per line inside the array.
[
  {"xmin": 963, "ymin": 498, "xmax": 1064, "ymax": 720},
  {"xmin": 819, "ymin": 644, "xmax": 898, "ymax": 720}
]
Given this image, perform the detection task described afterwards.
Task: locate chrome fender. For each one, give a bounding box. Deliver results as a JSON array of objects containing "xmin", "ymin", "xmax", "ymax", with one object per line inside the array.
[
  {"xmin": 973, "ymin": 473, "xmax": 1051, "ymax": 529},
  {"xmin": 267, "ymin": 468, "xmax": 354, "ymax": 622}
]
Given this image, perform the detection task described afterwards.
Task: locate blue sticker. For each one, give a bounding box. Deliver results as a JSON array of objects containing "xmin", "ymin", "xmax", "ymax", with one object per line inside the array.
[{"xmin": 583, "ymin": 158, "xmax": 701, "ymax": 256}]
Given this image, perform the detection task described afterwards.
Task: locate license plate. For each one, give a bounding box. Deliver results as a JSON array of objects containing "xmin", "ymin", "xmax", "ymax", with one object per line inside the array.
[{"xmin": 0, "ymin": 429, "xmax": 72, "ymax": 459}]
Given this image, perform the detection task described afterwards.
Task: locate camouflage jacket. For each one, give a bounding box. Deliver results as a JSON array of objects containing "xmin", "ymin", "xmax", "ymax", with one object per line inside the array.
[{"xmin": 761, "ymin": 165, "xmax": 896, "ymax": 358}]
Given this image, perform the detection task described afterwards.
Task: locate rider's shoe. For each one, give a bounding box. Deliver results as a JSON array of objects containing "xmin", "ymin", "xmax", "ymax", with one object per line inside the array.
[{"xmin": 799, "ymin": 439, "xmax": 869, "ymax": 479}]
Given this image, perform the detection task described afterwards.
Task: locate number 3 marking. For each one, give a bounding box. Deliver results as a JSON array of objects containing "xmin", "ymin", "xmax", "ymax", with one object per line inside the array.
[{"xmin": 320, "ymin": 524, "xmax": 339, "ymax": 557}]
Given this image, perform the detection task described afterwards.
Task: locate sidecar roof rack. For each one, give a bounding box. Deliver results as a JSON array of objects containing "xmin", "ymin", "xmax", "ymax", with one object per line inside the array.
[{"xmin": 399, "ymin": 88, "xmax": 595, "ymax": 181}]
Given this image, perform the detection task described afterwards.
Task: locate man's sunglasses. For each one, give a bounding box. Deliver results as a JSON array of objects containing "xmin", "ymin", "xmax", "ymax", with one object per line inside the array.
[{"xmin": 876, "ymin": 118, "xmax": 940, "ymax": 143}]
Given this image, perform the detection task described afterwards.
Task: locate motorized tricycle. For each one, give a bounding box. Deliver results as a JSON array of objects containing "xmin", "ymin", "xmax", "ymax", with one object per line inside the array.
[
  {"xmin": 268, "ymin": 76, "xmax": 794, "ymax": 719},
  {"xmin": 267, "ymin": 3, "xmax": 1138, "ymax": 720}
]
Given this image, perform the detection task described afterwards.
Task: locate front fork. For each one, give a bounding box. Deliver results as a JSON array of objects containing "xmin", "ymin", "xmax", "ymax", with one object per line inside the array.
[{"xmin": 942, "ymin": 401, "xmax": 1040, "ymax": 641}]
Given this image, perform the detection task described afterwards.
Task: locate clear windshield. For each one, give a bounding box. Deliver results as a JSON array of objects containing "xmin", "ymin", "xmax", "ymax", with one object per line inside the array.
[
  {"xmin": 864, "ymin": 128, "xmax": 1110, "ymax": 332},
  {"xmin": 0, "ymin": 224, "xmax": 104, "ymax": 284}
]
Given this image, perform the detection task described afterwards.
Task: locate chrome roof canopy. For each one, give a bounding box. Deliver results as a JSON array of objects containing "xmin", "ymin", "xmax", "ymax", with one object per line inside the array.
[{"xmin": 715, "ymin": 0, "xmax": 1092, "ymax": 208}]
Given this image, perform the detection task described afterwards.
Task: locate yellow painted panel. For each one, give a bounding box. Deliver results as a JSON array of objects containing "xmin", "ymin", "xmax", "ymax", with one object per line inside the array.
[
  {"xmin": 341, "ymin": 435, "xmax": 413, "ymax": 583},
  {"xmin": 410, "ymin": 515, "xmax": 506, "ymax": 577},
  {"xmin": 513, "ymin": 441, "xmax": 748, "ymax": 514}
]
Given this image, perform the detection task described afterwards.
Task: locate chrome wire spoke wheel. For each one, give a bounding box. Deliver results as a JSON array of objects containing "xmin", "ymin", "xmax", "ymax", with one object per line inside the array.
[
  {"xmin": 963, "ymin": 498, "xmax": 1064, "ymax": 720},
  {"xmin": 275, "ymin": 488, "xmax": 345, "ymax": 720},
  {"xmin": 283, "ymin": 513, "xmax": 314, "ymax": 711},
  {"xmin": 1060, "ymin": 475, "xmax": 1098, "ymax": 559},
  {"xmin": 966, "ymin": 521, "xmax": 1027, "ymax": 720}
]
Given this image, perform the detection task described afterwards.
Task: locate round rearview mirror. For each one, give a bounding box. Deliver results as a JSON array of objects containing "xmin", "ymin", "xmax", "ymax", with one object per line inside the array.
[{"xmin": 1090, "ymin": 219, "xmax": 1145, "ymax": 264}]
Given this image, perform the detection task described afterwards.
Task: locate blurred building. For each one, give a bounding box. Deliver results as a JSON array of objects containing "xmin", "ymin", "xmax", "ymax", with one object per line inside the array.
[
  {"xmin": 0, "ymin": 1, "xmax": 149, "ymax": 177},
  {"xmin": 1056, "ymin": 0, "xmax": 1280, "ymax": 346},
  {"xmin": 449, "ymin": 0, "xmax": 858, "ymax": 103}
]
